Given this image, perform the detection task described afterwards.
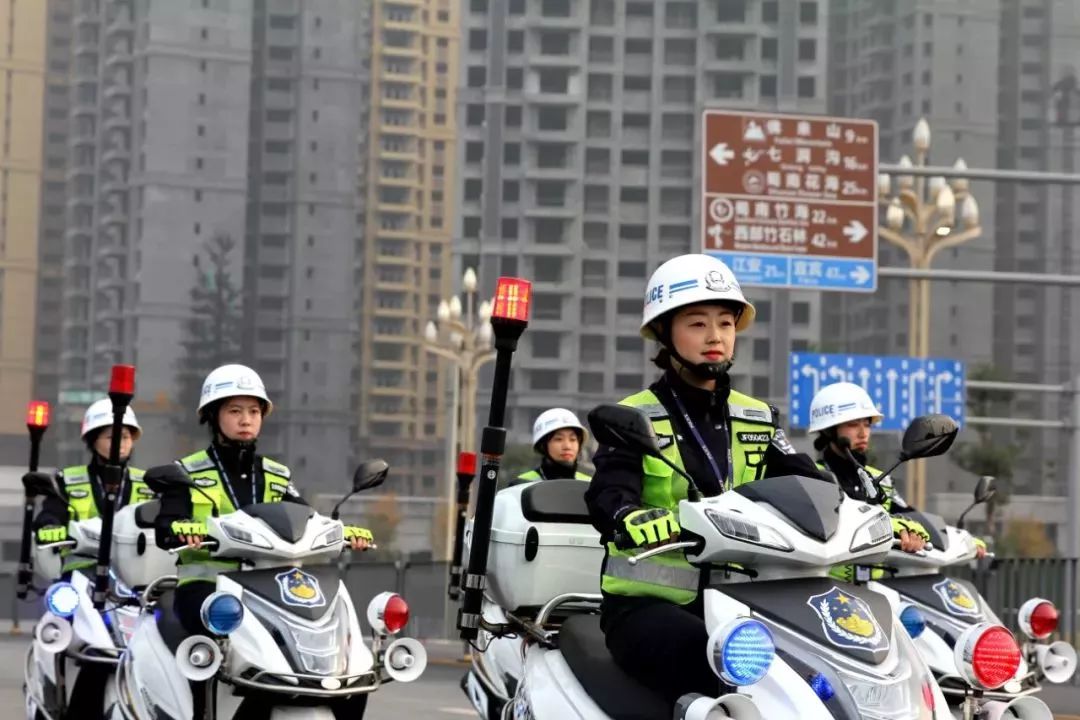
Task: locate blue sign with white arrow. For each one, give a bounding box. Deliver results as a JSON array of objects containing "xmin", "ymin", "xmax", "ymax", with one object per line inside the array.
[
  {"xmin": 788, "ymin": 352, "xmax": 966, "ymax": 431},
  {"xmin": 712, "ymin": 252, "xmax": 876, "ymax": 291}
]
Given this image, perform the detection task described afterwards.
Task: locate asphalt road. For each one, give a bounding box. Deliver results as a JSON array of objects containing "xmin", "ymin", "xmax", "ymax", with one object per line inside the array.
[
  {"xmin": 1, "ymin": 635, "xmax": 474, "ymax": 719},
  {"xmin": 3, "ymin": 634, "xmax": 1078, "ymax": 718}
]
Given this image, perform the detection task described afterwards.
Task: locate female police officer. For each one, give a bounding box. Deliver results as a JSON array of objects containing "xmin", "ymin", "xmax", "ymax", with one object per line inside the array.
[{"xmin": 585, "ymin": 254, "xmax": 823, "ymax": 708}]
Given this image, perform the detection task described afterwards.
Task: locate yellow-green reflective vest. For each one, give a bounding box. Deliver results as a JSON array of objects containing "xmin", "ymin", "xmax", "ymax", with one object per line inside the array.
[
  {"xmin": 600, "ymin": 389, "xmax": 775, "ymax": 605},
  {"xmin": 174, "ymin": 450, "xmax": 292, "ymax": 585},
  {"xmin": 59, "ymin": 465, "xmax": 150, "ymax": 573}
]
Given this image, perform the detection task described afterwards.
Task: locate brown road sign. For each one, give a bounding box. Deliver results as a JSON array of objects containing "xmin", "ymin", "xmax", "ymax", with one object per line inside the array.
[{"xmin": 702, "ymin": 110, "xmax": 879, "ymax": 291}]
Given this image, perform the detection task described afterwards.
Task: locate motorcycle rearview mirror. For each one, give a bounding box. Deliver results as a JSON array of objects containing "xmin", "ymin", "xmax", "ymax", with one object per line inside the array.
[
  {"xmin": 144, "ymin": 464, "xmax": 220, "ymax": 517},
  {"xmin": 22, "ymin": 471, "xmax": 62, "ymax": 500},
  {"xmin": 353, "ymin": 459, "xmax": 389, "ymax": 493},
  {"xmin": 958, "ymin": 475, "xmax": 997, "ymax": 530},
  {"xmin": 870, "ymin": 414, "xmax": 959, "ymax": 486},
  {"xmin": 332, "ymin": 459, "xmax": 391, "ymax": 520},
  {"xmin": 899, "ymin": 414, "xmax": 959, "ymax": 461},
  {"xmin": 974, "ymin": 475, "xmax": 996, "ymax": 504},
  {"xmin": 588, "ymin": 404, "xmax": 704, "ymax": 501}
]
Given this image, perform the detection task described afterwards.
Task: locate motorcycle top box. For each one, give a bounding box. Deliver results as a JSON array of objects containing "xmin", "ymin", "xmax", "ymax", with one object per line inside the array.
[{"xmin": 484, "ymin": 480, "xmax": 604, "ymax": 611}]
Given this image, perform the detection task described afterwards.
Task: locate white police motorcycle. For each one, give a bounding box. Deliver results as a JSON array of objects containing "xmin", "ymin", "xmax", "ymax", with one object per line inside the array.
[
  {"xmin": 465, "ymin": 408, "xmax": 1017, "ymax": 720},
  {"xmin": 868, "ymin": 478, "xmax": 1070, "ymax": 719},
  {"xmin": 23, "ymin": 470, "xmax": 173, "ymax": 720},
  {"xmin": 112, "ymin": 461, "xmax": 427, "ymax": 720}
]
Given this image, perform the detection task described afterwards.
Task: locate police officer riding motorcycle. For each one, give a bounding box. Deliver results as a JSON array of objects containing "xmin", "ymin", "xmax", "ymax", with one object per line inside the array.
[
  {"xmin": 584, "ymin": 254, "xmax": 826, "ymax": 712},
  {"xmin": 515, "ymin": 408, "xmax": 592, "ymax": 484}
]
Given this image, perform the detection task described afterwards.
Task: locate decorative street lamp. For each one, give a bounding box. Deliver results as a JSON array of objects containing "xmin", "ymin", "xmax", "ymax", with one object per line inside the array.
[
  {"xmin": 878, "ymin": 118, "xmax": 983, "ymax": 508},
  {"xmin": 423, "ymin": 267, "xmax": 495, "ymax": 560}
]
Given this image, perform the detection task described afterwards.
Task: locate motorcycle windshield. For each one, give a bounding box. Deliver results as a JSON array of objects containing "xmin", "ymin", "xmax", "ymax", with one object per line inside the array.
[
  {"xmin": 732, "ymin": 474, "xmax": 842, "ymax": 542},
  {"xmin": 240, "ymin": 502, "xmax": 315, "ymax": 543}
]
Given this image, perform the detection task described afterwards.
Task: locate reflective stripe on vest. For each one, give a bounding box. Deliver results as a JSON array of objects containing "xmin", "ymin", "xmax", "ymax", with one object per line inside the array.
[
  {"xmin": 604, "ymin": 555, "xmax": 699, "ymax": 592},
  {"xmin": 599, "ymin": 387, "xmax": 774, "ymax": 605},
  {"xmin": 174, "ymin": 449, "xmax": 290, "ymax": 583}
]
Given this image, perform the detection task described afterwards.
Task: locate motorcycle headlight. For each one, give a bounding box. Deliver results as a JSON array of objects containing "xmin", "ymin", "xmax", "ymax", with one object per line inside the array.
[
  {"xmin": 220, "ymin": 522, "xmax": 273, "ymax": 549},
  {"xmin": 312, "ymin": 525, "xmax": 344, "ymax": 550},
  {"xmin": 849, "ymin": 511, "xmax": 892, "ymax": 554},
  {"xmin": 705, "ymin": 509, "xmax": 793, "ymax": 552}
]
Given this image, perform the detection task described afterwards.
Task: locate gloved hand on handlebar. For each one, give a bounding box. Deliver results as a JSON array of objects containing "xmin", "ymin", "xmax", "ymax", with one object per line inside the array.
[
  {"xmin": 36, "ymin": 526, "xmax": 67, "ymax": 544},
  {"xmin": 973, "ymin": 536, "xmax": 988, "ymax": 559},
  {"xmin": 171, "ymin": 519, "xmax": 208, "ymax": 549},
  {"xmin": 616, "ymin": 507, "xmax": 680, "ymax": 549},
  {"xmin": 344, "ymin": 525, "xmax": 374, "ymax": 551},
  {"xmin": 892, "ymin": 516, "xmax": 929, "ymax": 553}
]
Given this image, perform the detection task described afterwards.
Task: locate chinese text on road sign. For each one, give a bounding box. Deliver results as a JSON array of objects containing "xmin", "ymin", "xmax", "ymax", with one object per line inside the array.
[
  {"xmin": 702, "ymin": 110, "xmax": 879, "ymax": 292},
  {"xmin": 788, "ymin": 353, "xmax": 966, "ymax": 431}
]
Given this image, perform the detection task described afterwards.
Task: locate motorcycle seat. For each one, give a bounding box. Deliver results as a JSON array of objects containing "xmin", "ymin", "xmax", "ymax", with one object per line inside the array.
[
  {"xmin": 559, "ymin": 614, "xmax": 671, "ymax": 720},
  {"xmin": 134, "ymin": 500, "xmax": 160, "ymax": 529},
  {"xmin": 154, "ymin": 589, "xmax": 189, "ymax": 655},
  {"xmin": 520, "ymin": 479, "xmax": 592, "ymax": 524}
]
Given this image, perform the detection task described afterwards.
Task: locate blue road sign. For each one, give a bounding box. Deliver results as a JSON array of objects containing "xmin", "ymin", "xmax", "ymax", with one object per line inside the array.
[
  {"xmin": 788, "ymin": 353, "xmax": 966, "ymax": 431},
  {"xmin": 712, "ymin": 252, "xmax": 876, "ymax": 291}
]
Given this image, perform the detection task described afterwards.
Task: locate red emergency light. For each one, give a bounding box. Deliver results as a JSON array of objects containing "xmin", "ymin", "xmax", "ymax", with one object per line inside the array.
[
  {"xmin": 491, "ymin": 278, "xmax": 532, "ymax": 324},
  {"xmin": 457, "ymin": 451, "xmax": 477, "ymax": 476},
  {"xmin": 109, "ymin": 365, "xmax": 136, "ymax": 395},
  {"xmin": 26, "ymin": 401, "xmax": 50, "ymax": 430}
]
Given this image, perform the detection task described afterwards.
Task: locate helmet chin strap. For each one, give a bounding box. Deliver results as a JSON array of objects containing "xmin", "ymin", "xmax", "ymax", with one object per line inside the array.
[{"xmin": 654, "ymin": 322, "xmax": 734, "ymax": 381}]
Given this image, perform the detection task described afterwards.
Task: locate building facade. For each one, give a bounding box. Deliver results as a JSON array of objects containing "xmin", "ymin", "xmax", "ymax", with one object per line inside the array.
[
  {"xmin": 59, "ymin": 0, "xmax": 363, "ymax": 493},
  {"xmin": 354, "ymin": 0, "xmax": 460, "ymax": 496},
  {"xmin": 456, "ymin": 0, "xmax": 828, "ymax": 445}
]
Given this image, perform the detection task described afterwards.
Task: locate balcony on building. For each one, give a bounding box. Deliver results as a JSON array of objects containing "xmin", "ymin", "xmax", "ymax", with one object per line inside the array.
[
  {"xmin": 524, "ymin": 68, "xmax": 581, "ymax": 104},
  {"xmin": 383, "ymin": 4, "xmax": 421, "ymax": 31},
  {"xmin": 527, "ymin": 0, "xmax": 581, "ymax": 28},
  {"xmin": 381, "ymin": 29, "xmax": 421, "ymax": 57},
  {"xmin": 382, "ymin": 58, "xmax": 421, "ymax": 83}
]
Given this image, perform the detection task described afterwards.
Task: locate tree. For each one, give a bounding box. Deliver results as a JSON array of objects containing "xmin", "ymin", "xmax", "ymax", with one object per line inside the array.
[
  {"xmin": 175, "ymin": 235, "xmax": 245, "ymax": 442},
  {"xmin": 365, "ymin": 494, "xmax": 403, "ymax": 552},
  {"xmin": 997, "ymin": 518, "xmax": 1056, "ymax": 558},
  {"xmin": 950, "ymin": 364, "xmax": 1020, "ymax": 538}
]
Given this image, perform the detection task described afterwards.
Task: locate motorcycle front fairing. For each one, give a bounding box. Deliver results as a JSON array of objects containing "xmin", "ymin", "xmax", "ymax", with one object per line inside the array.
[
  {"xmin": 216, "ymin": 571, "xmax": 375, "ymax": 687},
  {"xmin": 674, "ymin": 476, "xmax": 946, "ymax": 718}
]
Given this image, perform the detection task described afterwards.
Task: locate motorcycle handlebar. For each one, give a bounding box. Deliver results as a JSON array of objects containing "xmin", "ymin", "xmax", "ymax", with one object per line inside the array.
[
  {"xmin": 36, "ymin": 540, "xmax": 77, "ymax": 550},
  {"xmin": 167, "ymin": 540, "xmax": 219, "ymax": 555},
  {"xmin": 626, "ymin": 540, "xmax": 702, "ymax": 566},
  {"xmin": 891, "ymin": 540, "xmax": 934, "ymax": 555}
]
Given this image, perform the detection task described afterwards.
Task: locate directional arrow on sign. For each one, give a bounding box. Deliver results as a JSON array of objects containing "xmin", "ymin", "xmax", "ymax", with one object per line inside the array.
[
  {"xmin": 850, "ymin": 265, "xmax": 872, "ymax": 285},
  {"xmin": 843, "ymin": 219, "xmax": 869, "ymax": 244},
  {"xmin": 709, "ymin": 143, "xmax": 736, "ymax": 167}
]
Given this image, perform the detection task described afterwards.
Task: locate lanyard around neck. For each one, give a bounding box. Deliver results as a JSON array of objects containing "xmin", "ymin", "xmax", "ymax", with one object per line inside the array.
[{"xmin": 668, "ymin": 386, "xmax": 732, "ymax": 494}]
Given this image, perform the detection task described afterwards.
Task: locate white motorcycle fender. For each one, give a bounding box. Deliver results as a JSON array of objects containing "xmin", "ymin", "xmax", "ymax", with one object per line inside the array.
[
  {"xmin": 338, "ymin": 581, "xmax": 375, "ymax": 676},
  {"xmin": 521, "ymin": 647, "xmax": 609, "ymax": 720},
  {"xmin": 70, "ymin": 572, "xmax": 115, "ymax": 651},
  {"xmin": 126, "ymin": 613, "xmax": 195, "ymax": 720}
]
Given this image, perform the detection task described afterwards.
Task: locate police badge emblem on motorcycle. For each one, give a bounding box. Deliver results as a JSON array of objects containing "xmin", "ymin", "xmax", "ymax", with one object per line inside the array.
[
  {"xmin": 276, "ymin": 568, "xmax": 326, "ymax": 608},
  {"xmin": 807, "ymin": 586, "xmax": 890, "ymax": 652},
  {"xmin": 932, "ymin": 578, "xmax": 982, "ymax": 619}
]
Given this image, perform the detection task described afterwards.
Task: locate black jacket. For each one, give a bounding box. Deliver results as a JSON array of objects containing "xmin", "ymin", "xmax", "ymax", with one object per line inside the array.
[
  {"xmin": 154, "ymin": 442, "xmax": 306, "ymax": 548},
  {"xmin": 585, "ymin": 371, "xmax": 824, "ymax": 538}
]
